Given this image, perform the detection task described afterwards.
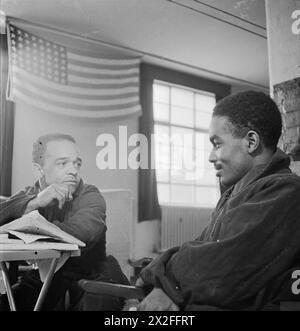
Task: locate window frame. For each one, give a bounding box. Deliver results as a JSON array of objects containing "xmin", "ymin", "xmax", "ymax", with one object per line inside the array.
[
  {"xmin": 153, "ymin": 80, "xmax": 219, "ymax": 207},
  {"xmin": 140, "ymin": 63, "xmax": 231, "ymax": 208}
]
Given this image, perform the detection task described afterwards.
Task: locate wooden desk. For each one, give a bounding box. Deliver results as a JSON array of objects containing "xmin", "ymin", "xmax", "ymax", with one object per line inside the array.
[{"xmin": 0, "ymin": 249, "xmax": 80, "ymax": 311}]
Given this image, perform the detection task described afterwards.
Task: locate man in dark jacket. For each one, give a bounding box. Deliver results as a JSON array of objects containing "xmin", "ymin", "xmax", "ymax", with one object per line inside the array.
[
  {"xmin": 0, "ymin": 134, "xmax": 128, "ymax": 310},
  {"xmin": 137, "ymin": 90, "xmax": 300, "ymax": 311}
]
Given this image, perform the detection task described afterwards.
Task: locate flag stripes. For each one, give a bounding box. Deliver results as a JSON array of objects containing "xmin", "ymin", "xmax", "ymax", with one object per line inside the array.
[{"xmin": 7, "ymin": 23, "xmax": 142, "ymax": 118}]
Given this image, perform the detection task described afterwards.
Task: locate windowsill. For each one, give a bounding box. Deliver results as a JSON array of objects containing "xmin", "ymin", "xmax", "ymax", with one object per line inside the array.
[{"xmin": 160, "ymin": 203, "xmax": 214, "ymax": 209}]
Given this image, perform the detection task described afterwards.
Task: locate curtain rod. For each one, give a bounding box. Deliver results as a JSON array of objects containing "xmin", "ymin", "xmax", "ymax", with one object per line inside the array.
[{"xmin": 7, "ymin": 16, "xmax": 269, "ymax": 90}]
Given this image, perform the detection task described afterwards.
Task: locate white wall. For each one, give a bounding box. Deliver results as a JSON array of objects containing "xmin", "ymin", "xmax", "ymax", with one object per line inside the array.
[{"xmin": 231, "ymin": 84, "xmax": 269, "ymax": 95}]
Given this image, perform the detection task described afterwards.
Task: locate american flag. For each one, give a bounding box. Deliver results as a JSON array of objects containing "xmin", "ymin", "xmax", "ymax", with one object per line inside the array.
[{"xmin": 7, "ymin": 24, "xmax": 142, "ymax": 118}]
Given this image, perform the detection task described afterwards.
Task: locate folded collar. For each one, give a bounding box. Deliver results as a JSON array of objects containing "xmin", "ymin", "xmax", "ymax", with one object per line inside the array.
[{"xmin": 231, "ymin": 148, "xmax": 291, "ymax": 196}]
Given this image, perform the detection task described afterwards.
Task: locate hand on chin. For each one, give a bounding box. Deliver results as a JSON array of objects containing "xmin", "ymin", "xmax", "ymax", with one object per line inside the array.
[{"xmin": 63, "ymin": 180, "xmax": 79, "ymax": 195}]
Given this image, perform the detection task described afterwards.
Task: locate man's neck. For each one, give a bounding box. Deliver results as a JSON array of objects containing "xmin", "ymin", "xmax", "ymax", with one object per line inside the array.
[{"xmin": 252, "ymin": 148, "xmax": 275, "ymax": 168}]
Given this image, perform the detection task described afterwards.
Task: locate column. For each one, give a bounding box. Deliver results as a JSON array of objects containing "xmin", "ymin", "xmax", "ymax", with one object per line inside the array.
[{"xmin": 265, "ymin": 0, "xmax": 300, "ymax": 153}]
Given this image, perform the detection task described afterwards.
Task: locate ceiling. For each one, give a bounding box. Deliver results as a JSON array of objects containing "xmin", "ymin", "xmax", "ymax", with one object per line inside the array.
[{"xmin": 0, "ymin": 0, "xmax": 269, "ymax": 90}]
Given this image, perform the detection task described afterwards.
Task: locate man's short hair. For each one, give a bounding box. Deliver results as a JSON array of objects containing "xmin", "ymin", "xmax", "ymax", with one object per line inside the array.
[
  {"xmin": 32, "ymin": 133, "xmax": 76, "ymax": 165},
  {"xmin": 213, "ymin": 90, "xmax": 282, "ymax": 150}
]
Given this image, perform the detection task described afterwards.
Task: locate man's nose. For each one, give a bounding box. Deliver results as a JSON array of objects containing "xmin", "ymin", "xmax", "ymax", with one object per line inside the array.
[{"xmin": 67, "ymin": 163, "xmax": 79, "ymax": 176}]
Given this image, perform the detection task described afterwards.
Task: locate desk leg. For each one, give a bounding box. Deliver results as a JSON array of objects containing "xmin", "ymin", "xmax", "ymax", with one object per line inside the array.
[
  {"xmin": 34, "ymin": 258, "xmax": 59, "ymax": 311},
  {"xmin": 0, "ymin": 262, "xmax": 17, "ymax": 311}
]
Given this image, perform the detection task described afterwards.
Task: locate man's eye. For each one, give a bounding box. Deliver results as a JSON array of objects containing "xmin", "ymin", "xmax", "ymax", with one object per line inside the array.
[{"xmin": 58, "ymin": 162, "xmax": 66, "ymax": 167}]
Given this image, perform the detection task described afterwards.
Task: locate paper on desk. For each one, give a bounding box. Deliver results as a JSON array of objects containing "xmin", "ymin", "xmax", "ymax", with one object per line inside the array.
[
  {"xmin": 0, "ymin": 211, "xmax": 85, "ymax": 247},
  {"xmin": 7, "ymin": 230, "xmax": 57, "ymax": 244}
]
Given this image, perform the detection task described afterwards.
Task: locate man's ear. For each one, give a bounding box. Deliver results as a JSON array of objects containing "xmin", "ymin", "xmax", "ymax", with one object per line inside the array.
[
  {"xmin": 246, "ymin": 130, "xmax": 260, "ymax": 153},
  {"xmin": 33, "ymin": 163, "xmax": 45, "ymax": 177}
]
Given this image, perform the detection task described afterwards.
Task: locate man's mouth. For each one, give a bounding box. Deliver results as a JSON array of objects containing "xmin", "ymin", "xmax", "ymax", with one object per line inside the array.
[
  {"xmin": 216, "ymin": 170, "xmax": 222, "ymax": 177},
  {"xmin": 214, "ymin": 165, "xmax": 222, "ymax": 177},
  {"xmin": 64, "ymin": 179, "xmax": 79, "ymax": 185}
]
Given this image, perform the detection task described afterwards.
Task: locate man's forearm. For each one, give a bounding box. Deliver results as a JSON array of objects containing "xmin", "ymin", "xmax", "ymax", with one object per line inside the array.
[{"xmin": 0, "ymin": 190, "xmax": 37, "ymax": 226}]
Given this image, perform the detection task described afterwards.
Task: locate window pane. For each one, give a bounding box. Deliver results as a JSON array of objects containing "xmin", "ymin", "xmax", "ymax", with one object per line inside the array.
[
  {"xmin": 188, "ymin": 147, "xmax": 214, "ymax": 182},
  {"xmin": 195, "ymin": 93, "xmax": 216, "ymax": 112},
  {"xmin": 197, "ymin": 137, "xmax": 213, "ymax": 166},
  {"xmin": 196, "ymin": 111, "xmax": 212, "ymax": 130},
  {"xmin": 153, "ymin": 82, "xmax": 219, "ymax": 208},
  {"xmin": 170, "ymin": 145, "xmax": 196, "ymax": 184},
  {"xmin": 171, "ymin": 143, "xmax": 184, "ymax": 171},
  {"xmin": 155, "ymin": 124, "xmax": 169, "ymax": 136},
  {"xmin": 171, "ymin": 126, "xmax": 194, "ymax": 147},
  {"xmin": 157, "ymin": 183, "xmax": 170, "ymax": 204},
  {"xmin": 204, "ymin": 135, "xmax": 213, "ymax": 151},
  {"xmin": 170, "ymin": 168, "xmax": 187, "ymax": 184},
  {"xmin": 201, "ymin": 134, "xmax": 215, "ymax": 167},
  {"xmin": 195, "ymin": 186, "xmax": 219, "ymax": 207},
  {"xmin": 170, "ymin": 155, "xmax": 197, "ymax": 184},
  {"xmin": 154, "ymin": 102, "xmax": 169, "ymax": 122},
  {"xmin": 154, "ymin": 125, "xmax": 170, "ymax": 170},
  {"xmin": 170, "ymin": 127, "xmax": 195, "ymax": 181},
  {"xmin": 171, "ymin": 106, "xmax": 194, "ymax": 127},
  {"xmin": 156, "ymin": 169, "xmax": 169, "ymax": 182},
  {"xmin": 195, "ymin": 132, "xmax": 205, "ymax": 149},
  {"xmin": 153, "ymin": 84, "xmax": 169, "ymax": 103},
  {"xmin": 195, "ymin": 148, "xmax": 208, "ymax": 170},
  {"xmin": 195, "ymin": 168, "xmax": 217, "ymax": 185},
  {"xmin": 183, "ymin": 170, "xmax": 198, "ymax": 183},
  {"xmin": 185, "ymin": 159, "xmax": 204, "ymax": 182},
  {"xmin": 171, "ymin": 87, "xmax": 193, "ymax": 108},
  {"xmin": 204, "ymin": 148, "xmax": 213, "ymax": 165},
  {"xmin": 183, "ymin": 147, "xmax": 197, "ymax": 179},
  {"xmin": 171, "ymin": 184, "xmax": 194, "ymax": 204}
]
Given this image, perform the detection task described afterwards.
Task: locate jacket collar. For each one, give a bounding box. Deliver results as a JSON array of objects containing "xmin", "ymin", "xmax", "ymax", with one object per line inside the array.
[{"xmin": 230, "ymin": 148, "xmax": 291, "ymax": 196}]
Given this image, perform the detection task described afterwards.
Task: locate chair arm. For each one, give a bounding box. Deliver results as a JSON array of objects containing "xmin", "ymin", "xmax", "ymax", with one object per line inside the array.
[{"xmin": 78, "ymin": 279, "xmax": 145, "ymax": 300}]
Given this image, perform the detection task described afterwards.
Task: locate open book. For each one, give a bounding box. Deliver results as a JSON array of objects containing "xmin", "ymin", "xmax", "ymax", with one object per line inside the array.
[{"xmin": 0, "ymin": 210, "xmax": 85, "ymax": 250}]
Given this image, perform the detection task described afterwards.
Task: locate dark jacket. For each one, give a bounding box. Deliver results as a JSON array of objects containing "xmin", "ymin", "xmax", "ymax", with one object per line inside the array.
[
  {"xmin": 140, "ymin": 149, "xmax": 300, "ymax": 310},
  {"xmin": 0, "ymin": 179, "xmax": 107, "ymax": 279}
]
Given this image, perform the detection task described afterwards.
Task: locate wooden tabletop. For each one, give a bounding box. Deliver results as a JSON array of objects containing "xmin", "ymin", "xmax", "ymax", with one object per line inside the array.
[{"xmin": 0, "ymin": 249, "xmax": 80, "ymax": 262}]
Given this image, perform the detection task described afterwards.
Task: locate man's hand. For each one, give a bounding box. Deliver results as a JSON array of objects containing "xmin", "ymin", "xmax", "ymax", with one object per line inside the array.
[
  {"xmin": 37, "ymin": 184, "xmax": 72, "ymax": 209},
  {"xmin": 135, "ymin": 277, "xmax": 145, "ymax": 288},
  {"xmin": 25, "ymin": 184, "xmax": 73, "ymax": 214},
  {"xmin": 138, "ymin": 288, "xmax": 179, "ymax": 311}
]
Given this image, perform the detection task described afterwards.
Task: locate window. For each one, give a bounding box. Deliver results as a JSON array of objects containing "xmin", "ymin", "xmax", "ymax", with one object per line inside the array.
[{"xmin": 153, "ymin": 81, "xmax": 219, "ymax": 207}]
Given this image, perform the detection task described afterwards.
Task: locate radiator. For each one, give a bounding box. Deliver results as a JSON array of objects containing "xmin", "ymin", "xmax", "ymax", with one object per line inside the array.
[{"xmin": 160, "ymin": 205, "xmax": 212, "ymax": 250}]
